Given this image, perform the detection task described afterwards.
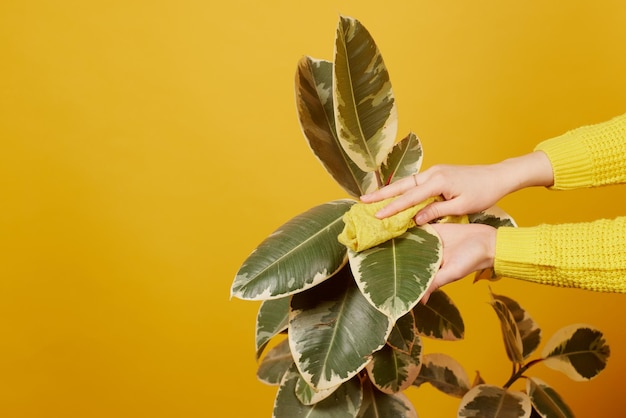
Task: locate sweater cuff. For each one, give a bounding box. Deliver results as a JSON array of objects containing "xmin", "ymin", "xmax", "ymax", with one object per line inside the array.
[
  {"xmin": 534, "ymin": 131, "xmax": 593, "ymax": 190},
  {"xmin": 494, "ymin": 226, "xmax": 540, "ymax": 281}
]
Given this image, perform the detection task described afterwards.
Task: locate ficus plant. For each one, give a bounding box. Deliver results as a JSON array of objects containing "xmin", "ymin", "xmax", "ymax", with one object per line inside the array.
[{"xmin": 230, "ymin": 16, "xmax": 610, "ymax": 418}]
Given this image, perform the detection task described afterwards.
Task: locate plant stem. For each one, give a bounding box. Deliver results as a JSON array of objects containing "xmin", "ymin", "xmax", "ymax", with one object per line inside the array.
[
  {"xmin": 502, "ymin": 358, "xmax": 544, "ymax": 389},
  {"xmin": 375, "ymin": 170, "xmax": 384, "ymax": 188}
]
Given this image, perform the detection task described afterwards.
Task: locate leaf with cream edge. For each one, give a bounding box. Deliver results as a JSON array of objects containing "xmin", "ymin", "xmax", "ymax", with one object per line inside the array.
[
  {"xmin": 380, "ymin": 132, "xmax": 423, "ymax": 185},
  {"xmin": 295, "ymin": 375, "xmax": 342, "ymax": 406},
  {"xmin": 231, "ymin": 199, "xmax": 354, "ymax": 300},
  {"xmin": 490, "ymin": 290, "xmax": 541, "ymax": 360},
  {"xmin": 257, "ymin": 339, "xmax": 293, "ymax": 386},
  {"xmin": 333, "ymin": 16, "xmax": 398, "ymax": 172},
  {"xmin": 413, "ymin": 289, "xmax": 464, "ymax": 341},
  {"xmin": 256, "ymin": 297, "xmax": 290, "ymax": 359},
  {"xmin": 366, "ymin": 312, "xmax": 423, "ymax": 394},
  {"xmin": 413, "ymin": 353, "xmax": 470, "ymax": 398},
  {"xmin": 458, "ymin": 385, "xmax": 532, "ymax": 418},
  {"xmin": 489, "ymin": 295, "xmax": 524, "ymax": 365},
  {"xmin": 541, "ymin": 324, "xmax": 610, "ymax": 381},
  {"xmin": 470, "ymin": 206, "xmax": 516, "ymax": 283},
  {"xmin": 358, "ymin": 379, "xmax": 418, "ymax": 418},
  {"xmin": 349, "ymin": 225, "xmax": 442, "ymax": 321},
  {"xmin": 273, "ymin": 365, "xmax": 362, "ymax": 418},
  {"xmin": 526, "ymin": 377, "xmax": 574, "ymax": 418},
  {"xmin": 295, "ymin": 56, "xmax": 376, "ymax": 198},
  {"xmin": 289, "ymin": 265, "xmax": 393, "ymax": 390}
]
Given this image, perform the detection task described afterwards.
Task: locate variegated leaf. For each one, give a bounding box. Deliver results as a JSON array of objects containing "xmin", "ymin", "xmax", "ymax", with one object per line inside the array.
[
  {"xmin": 295, "ymin": 375, "xmax": 341, "ymax": 406},
  {"xmin": 471, "ymin": 371, "xmax": 485, "ymax": 388},
  {"xmin": 333, "ymin": 16, "xmax": 398, "ymax": 172},
  {"xmin": 273, "ymin": 365, "xmax": 362, "ymax": 418},
  {"xmin": 413, "ymin": 353, "xmax": 470, "ymax": 398},
  {"xmin": 231, "ymin": 199, "xmax": 354, "ymax": 300},
  {"xmin": 541, "ymin": 324, "xmax": 610, "ymax": 381},
  {"xmin": 387, "ymin": 310, "xmax": 417, "ymax": 353},
  {"xmin": 526, "ymin": 377, "xmax": 574, "ymax": 418},
  {"xmin": 468, "ymin": 206, "xmax": 517, "ymax": 228},
  {"xmin": 357, "ymin": 380, "xmax": 418, "ymax": 418},
  {"xmin": 489, "ymin": 296, "xmax": 524, "ymax": 364},
  {"xmin": 295, "ymin": 56, "xmax": 376, "ymax": 197},
  {"xmin": 458, "ymin": 384, "xmax": 532, "ymax": 418},
  {"xmin": 256, "ymin": 297, "xmax": 290, "ymax": 359},
  {"xmin": 413, "ymin": 289, "xmax": 464, "ymax": 340},
  {"xmin": 289, "ymin": 266, "xmax": 392, "ymax": 390},
  {"xmin": 366, "ymin": 337, "xmax": 423, "ymax": 394},
  {"xmin": 349, "ymin": 225, "xmax": 442, "ymax": 321},
  {"xmin": 491, "ymin": 291, "xmax": 541, "ymax": 359},
  {"xmin": 257, "ymin": 339, "xmax": 293, "ymax": 386},
  {"xmin": 380, "ymin": 132, "xmax": 423, "ymax": 185}
]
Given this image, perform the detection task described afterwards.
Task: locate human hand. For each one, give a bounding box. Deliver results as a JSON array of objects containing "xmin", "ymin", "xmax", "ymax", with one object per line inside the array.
[
  {"xmin": 421, "ymin": 223, "xmax": 497, "ymax": 303},
  {"xmin": 361, "ymin": 151, "xmax": 553, "ymax": 224}
]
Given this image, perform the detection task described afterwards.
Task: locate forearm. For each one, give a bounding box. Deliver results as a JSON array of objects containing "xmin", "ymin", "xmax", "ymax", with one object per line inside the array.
[{"xmin": 494, "ymin": 217, "xmax": 626, "ymax": 292}]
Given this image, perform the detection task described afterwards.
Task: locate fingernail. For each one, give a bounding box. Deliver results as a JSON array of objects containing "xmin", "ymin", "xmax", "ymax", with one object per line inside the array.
[{"xmin": 415, "ymin": 214, "xmax": 426, "ymax": 224}]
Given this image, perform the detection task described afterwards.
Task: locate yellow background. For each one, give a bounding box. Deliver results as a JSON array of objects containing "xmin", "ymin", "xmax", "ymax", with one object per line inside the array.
[{"xmin": 2, "ymin": 1, "xmax": 626, "ymax": 416}]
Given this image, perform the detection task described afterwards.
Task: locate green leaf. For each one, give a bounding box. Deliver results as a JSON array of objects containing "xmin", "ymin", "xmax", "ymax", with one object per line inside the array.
[
  {"xmin": 489, "ymin": 294, "xmax": 524, "ymax": 364},
  {"xmin": 231, "ymin": 199, "xmax": 354, "ymax": 300},
  {"xmin": 380, "ymin": 132, "xmax": 423, "ymax": 185},
  {"xmin": 257, "ymin": 339, "xmax": 293, "ymax": 386},
  {"xmin": 413, "ymin": 289, "xmax": 464, "ymax": 340},
  {"xmin": 295, "ymin": 56, "xmax": 377, "ymax": 198},
  {"xmin": 491, "ymin": 291, "xmax": 541, "ymax": 359},
  {"xmin": 349, "ymin": 225, "xmax": 442, "ymax": 321},
  {"xmin": 273, "ymin": 365, "xmax": 362, "ymax": 418},
  {"xmin": 386, "ymin": 310, "xmax": 417, "ymax": 353},
  {"xmin": 357, "ymin": 380, "xmax": 418, "ymax": 418},
  {"xmin": 333, "ymin": 16, "xmax": 398, "ymax": 172},
  {"xmin": 468, "ymin": 205, "xmax": 517, "ymax": 228},
  {"xmin": 413, "ymin": 353, "xmax": 470, "ymax": 398},
  {"xmin": 526, "ymin": 377, "xmax": 574, "ymax": 418},
  {"xmin": 289, "ymin": 266, "xmax": 392, "ymax": 390},
  {"xmin": 295, "ymin": 375, "xmax": 341, "ymax": 406},
  {"xmin": 541, "ymin": 324, "xmax": 610, "ymax": 381},
  {"xmin": 256, "ymin": 297, "xmax": 290, "ymax": 359},
  {"xmin": 366, "ymin": 336, "xmax": 423, "ymax": 394},
  {"xmin": 458, "ymin": 384, "xmax": 532, "ymax": 418}
]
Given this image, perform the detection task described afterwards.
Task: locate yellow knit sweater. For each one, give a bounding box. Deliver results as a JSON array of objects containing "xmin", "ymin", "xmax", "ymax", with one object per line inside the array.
[{"xmin": 494, "ymin": 113, "xmax": 626, "ymax": 292}]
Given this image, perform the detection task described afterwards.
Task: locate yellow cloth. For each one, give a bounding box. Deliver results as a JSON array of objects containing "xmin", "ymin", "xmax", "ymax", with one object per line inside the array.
[
  {"xmin": 338, "ymin": 196, "xmax": 467, "ymax": 252},
  {"xmin": 495, "ymin": 112, "xmax": 626, "ymax": 292}
]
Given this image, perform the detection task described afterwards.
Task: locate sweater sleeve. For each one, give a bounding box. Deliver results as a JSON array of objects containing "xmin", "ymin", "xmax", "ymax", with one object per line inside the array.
[
  {"xmin": 534, "ymin": 112, "xmax": 626, "ymax": 189},
  {"xmin": 494, "ymin": 217, "xmax": 626, "ymax": 292}
]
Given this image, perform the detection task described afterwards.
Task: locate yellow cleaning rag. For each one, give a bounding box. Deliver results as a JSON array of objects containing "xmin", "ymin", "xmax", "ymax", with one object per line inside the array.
[{"xmin": 338, "ymin": 197, "xmax": 468, "ymax": 252}]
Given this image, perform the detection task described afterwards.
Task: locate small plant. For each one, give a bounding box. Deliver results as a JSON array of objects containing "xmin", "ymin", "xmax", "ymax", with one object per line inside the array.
[{"xmin": 231, "ymin": 16, "xmax": 609, "ymax": 417}]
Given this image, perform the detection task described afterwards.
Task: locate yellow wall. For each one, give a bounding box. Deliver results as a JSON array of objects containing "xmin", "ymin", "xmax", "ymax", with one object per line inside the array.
[{"xmin": 2, "ymin": 1, "xmax": 626, "ymax": 416}]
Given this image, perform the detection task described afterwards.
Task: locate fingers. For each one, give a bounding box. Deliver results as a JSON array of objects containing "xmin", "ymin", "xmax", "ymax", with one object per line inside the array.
[
  {"xmin": 374, "ymin": 184, "xmax": 437, "ymax": 218},
  {"xmin": 415, "ymin": 199, "xmax": 462, "ymax": 225},
  {"xmin": 360, "ymin": 174, "xmax": 418, "ymax": 203}
]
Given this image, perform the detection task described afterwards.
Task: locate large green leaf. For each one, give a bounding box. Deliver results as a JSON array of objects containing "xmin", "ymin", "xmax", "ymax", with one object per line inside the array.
[
  {"xmin": 366, "ymin": 336, "xmax": 422, "ymax": 394},
  {"xmin": 349, "ymin": 225, "xmax": 442, "ymax": 321},
  {"xmin": 333, "ymin": 16, "xmax": 398, "ymax": 172},
  {"xmin": 490, "ymin": 291, "xmax": 541, "ymax": 360},
  {"xmin": 413, "ymin": 353, "xmax": 470, "ymax": 398},
  {"xmin": 273, "ymin": 365, "xmax": 362, "ymax": 418},
  {"xmin": 256, "ymin": 297, "xmax": 290, "ymax": 359},
  {"xmin": 489, "ymin": 296, "xmax": 524, "ymax": 364},
  {"xmin": 231, "ymin": 199, "xmax": 354, "ymax": 300},
  {"xmin": 380, "ymin": 132, "xmax": 423, "ymax": 185},
  {"xmin": 413, "ymin": 289, "xmax": 464, "ymax": 340},
  {"xmin": 526, "ymin": 377, "xmax": 574, "ymax": 418},
  {"xmin": 357, "ymin": 380, "xmax": 418, "ymax": 418},
  {"xmin": 295, "ymin": 56, "xmax": 376, "ymax": 198},
  {"xmin": 458, "ymin": 384, "xmax": 532, "ymax": 418},
  {"xmin": 541, "ymin": 324, "xmax": 610, "ymax": 381},
  {"xmin": 289, "ymin": 266, "xmax": 392, "ymax": 390},
  {"xmin": 257, "ymin": 338, "xmax": 293, "ymax": 386}
]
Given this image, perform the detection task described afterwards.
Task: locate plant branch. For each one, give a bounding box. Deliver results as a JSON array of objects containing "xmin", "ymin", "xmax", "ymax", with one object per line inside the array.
[{"xmin": 502, "ymin": 358, "xmax": 545, "ymax": 389}]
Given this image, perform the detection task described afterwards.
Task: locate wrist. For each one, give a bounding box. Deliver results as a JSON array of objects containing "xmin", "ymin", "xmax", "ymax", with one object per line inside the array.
[{"xmin": 497, "ymin": 151, "xmax": 554, "ymax": 193}]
